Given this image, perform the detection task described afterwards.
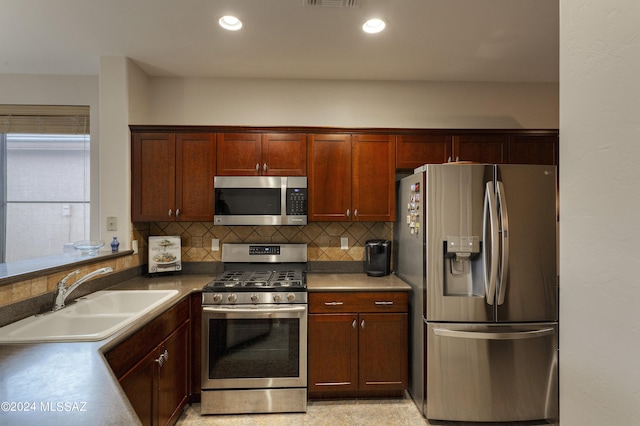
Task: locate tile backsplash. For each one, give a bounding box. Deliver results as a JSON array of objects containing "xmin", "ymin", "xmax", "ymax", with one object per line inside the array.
[
  {"xmin": 0, "ymin": 222, "xmax": 393, "ymax": 311},
  {"xmin": 132, "ymin": 221, "xmax": 393, "ymax": 264}
]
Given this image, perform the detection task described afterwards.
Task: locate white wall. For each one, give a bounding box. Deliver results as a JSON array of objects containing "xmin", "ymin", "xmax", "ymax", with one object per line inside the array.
[
  {"xmin": 145, "ymin": 78, "xmax": 559, "ymax": 129},
  {"xmin": 99, "ymin": 57, "xmax": 132, "ymax": 249},
  {"xmin": 560, "ymin": 0, "xmax": 640, "ymax": 424}
]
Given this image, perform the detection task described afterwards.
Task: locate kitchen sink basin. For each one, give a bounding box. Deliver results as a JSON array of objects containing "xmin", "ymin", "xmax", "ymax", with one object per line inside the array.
[
  {"xmin": 67, "ymin": 290, "xmax": 179, "ymax": 315},
  {"xmin": 0, "ymin": 289, "xmax": 179, "ymax": 343}
]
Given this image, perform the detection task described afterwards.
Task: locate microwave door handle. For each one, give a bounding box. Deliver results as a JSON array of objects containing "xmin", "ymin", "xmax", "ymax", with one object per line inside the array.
[
  {"xmin": 483, "ymin": 181, "xmax": 498, "ymax": 305},
  {"xmin": 496, "ymin": 181, "xmax": 509, "ymax": 305}
]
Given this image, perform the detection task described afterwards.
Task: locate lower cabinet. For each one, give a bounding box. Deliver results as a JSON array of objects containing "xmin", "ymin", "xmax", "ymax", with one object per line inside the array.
[
  {"xmin": 106, "ymin": 298, "xmax": 190, "ymax": 426},
  {"xmin": 308, "ymin": 291, "xmax": 408, "ymax": 398}
]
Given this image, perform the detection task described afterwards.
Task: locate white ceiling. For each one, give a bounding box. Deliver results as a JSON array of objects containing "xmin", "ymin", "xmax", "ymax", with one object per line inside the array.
[{"xmin": 0, "ymin": 0, "xmax": 558, "ymax": 83}]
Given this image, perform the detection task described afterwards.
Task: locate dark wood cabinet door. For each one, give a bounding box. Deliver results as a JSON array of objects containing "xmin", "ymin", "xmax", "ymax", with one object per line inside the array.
[
  {"xmin": 216, "ymin": 133, "xmax": 262, "ymax": 175},
  {"xmin": 131, "ymin": 133, "xmax": 176, "ymax": 221},
  {"xmin": 119, "ymin": 352, "xmax": 156, "ymax": 426},
  {"xmin": 308, "ymin": 313, "xmax": 359, "ymax": 393},
  {"xmin": 396, "ymin": 134, "xmax": 452, "ymax": 168},
  {"xmin": 453, "ymin": 134, "xmax": 507, "ymax": 164},
  {"xmin": 507, "ymin": 134, "xmax": 558, "ymax": 165},
  {"xmin": 308, "ymin": 134, "xmax": 352, "ymax": 221},
  {"xmin": 157, "ymin": 321, "xmax": 190, "ymax": 426},
  {"xmin": 358, "ymin": 313, "xmax": 408, "ymax": 391},
  {"xmin": 175, "ymin": 133, "xmax": 216, "ymax": 221},
  {"xmin": 261, "ymin": 133, "xmax": 307, "ymax": 176},
  {"xmin": 352, "ymin": 134, "xmax": 396, "ymax": 222}
]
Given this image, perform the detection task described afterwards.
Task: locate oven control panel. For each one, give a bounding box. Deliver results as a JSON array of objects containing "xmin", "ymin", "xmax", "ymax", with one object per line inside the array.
[
  {"xmin": 249, "ymin": 245, "xmax": 281, "ymax": 255},
  {"xmin": 202, "ymin": 291, "xmax": 308, "ymax": 305}
]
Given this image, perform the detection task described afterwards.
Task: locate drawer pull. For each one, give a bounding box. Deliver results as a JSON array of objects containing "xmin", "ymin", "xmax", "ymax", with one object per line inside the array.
[
  {"xmin": 324, "ymin": 301, "xmax": 344, "ymax": 306},
  {"xmin": 374, "ymin": 301, "xmax": 394, "ymax": 306}
]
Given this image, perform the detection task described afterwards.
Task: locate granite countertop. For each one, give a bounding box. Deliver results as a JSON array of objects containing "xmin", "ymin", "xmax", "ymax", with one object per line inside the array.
[{"xmin": 0, "ymin": 271, "xmax": 409, "ymax": 424}]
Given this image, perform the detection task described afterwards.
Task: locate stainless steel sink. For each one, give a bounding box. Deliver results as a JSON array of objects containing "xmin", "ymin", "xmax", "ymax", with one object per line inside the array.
[{"xmin": 0, "ymin": 290, "xmax": 179, "ymax": 343}]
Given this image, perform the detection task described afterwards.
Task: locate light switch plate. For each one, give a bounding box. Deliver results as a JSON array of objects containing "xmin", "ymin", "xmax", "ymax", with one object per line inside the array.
[
  {"xmin": 212, "ymin": 239, "xmax": 220, "ymax": 251},
  {"xmin": 340, "ymin": 237, "xmax": 348, "ymax": 250},
  {"xmin": 106, "ymin": 216, "xmax": 117, "ymax": 231}
]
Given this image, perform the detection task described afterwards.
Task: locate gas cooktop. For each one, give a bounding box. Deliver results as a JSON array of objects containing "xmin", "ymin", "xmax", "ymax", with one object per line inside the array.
[{"xmin": 203, "ymin": 269, "xmax": 306, "ymax": 292}]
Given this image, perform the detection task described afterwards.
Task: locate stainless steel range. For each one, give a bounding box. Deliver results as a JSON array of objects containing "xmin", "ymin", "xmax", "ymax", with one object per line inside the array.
[{"xmin": 201, "ymin": 243, "xmax": 308, "ymax": 415}]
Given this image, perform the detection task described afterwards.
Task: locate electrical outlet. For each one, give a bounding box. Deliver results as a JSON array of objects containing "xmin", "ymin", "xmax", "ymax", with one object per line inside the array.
[
  {"xmin": 106, "ymin": 216, "xmax": 117, "ymax": 231},
  {"xmin": 212, "ymin": 239, "xmax": 220, "ymax": 251},
  {"xmin": 341, "ymin": 237, "xmax": 349, "ymax": 250},
  {"xmin": 192, "ymin": 236, "xmax": 203, "ymax": 248}
]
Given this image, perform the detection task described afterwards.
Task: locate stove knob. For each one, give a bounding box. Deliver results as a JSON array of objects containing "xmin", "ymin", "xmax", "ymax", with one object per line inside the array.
[
  {"xmin": 227, "ymin": 294, "xmax": 237, "ymax": 303},
  {"xmin": 212, "ymin": 293, "xmax": 223, "ymax": 303},
  {"xmin": 287, "ymin": 293, "xmax": 296, "ymax": 302},
  {"xmin": 273, "ymin": 294, "xmax": 282, "ymax": 303},
  {"xmin": 250, "ymin": 294, "xmax": 259, "ymax": 303}
]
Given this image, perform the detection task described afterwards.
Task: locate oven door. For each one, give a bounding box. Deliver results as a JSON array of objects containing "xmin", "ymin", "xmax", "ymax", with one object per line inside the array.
[{"xmin": 201, "ymin": 304, "xmax": 307, "ymax": 390}]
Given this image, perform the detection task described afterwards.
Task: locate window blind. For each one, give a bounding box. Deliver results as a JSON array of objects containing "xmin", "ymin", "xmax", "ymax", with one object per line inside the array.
[{"xmin": 0, "ymin": 105, "xmax": 90, "ymax": 134}]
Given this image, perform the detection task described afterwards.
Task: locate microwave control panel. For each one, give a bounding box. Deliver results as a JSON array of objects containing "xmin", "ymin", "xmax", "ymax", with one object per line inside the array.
[{"xmin": 286, "ymin": 187, "xmax": 308, "ymax": 215}]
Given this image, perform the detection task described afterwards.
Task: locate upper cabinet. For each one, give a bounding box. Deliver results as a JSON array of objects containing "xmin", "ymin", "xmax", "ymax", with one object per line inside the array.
[
  {"xmin": 396, "ymin": 134, "xmax": 452, "ymax": 169},
  {"xmin": 131, "ymin": 132, "xmax": 216, "ymax": 222},
  {"xmin": 216, "ymin": 132, "xmax": 307, "ymax": 176},
  {"xmin": 395, "ymin": 130, "xmax": 559, "ymax": 169},
  {"xmin": 506, "ymin": 134, "xmax": 558, "ymax": 165},
  {"xmin": 453, "ymin": 134, "xmax": 507, "ymax": 164},
  {"xmin": 308, "ymin": 133, "xmax": 395, "ymax": 222}
]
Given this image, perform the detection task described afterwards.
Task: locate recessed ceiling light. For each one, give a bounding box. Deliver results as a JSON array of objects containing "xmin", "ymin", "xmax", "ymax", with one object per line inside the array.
[
  {"xmin": 219, "ymin": 15, "xmax": 243, "ymax": 31},
  {"xmin": 362, "ymin": 18, "xmax": 386, "ymax": 34}
]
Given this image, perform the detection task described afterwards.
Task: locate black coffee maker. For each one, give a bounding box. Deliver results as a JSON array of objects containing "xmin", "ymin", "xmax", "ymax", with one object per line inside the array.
[{"xmin": 364, "ymin": 239, "xmax": 391, "ymax": 277}]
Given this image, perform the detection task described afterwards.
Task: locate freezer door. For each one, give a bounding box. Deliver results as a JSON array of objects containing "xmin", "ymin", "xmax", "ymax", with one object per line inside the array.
[
  {"xmin": 425, "ymin": 322, "xmax": 558, "ymax": 422},
  {"xmin": 425, "ymin": 164, "xmax": 494, "ymax": 322},
  {"xmin": 495, "ymin": 165, "xmax": 558, "ymax": 322}
]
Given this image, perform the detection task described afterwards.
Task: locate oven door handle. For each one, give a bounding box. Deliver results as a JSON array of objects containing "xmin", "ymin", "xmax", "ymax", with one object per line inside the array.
[{"xmin": 202, "ymin": 305, "xmax": 307, "ymax": 316}]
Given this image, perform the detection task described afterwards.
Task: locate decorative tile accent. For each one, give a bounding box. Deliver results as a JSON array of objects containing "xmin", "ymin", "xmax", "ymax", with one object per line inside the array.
[{"xmin": 133, "ymin": 221, "xmax": 393, "ymax": 263}]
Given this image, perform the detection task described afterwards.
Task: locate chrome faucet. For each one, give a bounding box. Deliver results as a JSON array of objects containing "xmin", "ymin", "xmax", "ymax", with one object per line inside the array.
[{"xmin": 52, "ymin": 267, "xmax": 114, "ymax": 311}]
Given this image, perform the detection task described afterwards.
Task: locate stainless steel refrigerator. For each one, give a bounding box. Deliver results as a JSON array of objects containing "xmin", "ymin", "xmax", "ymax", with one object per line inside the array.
[{"xmin": 394, "ymin": 163, "xmax": 558, "ymax": 422}]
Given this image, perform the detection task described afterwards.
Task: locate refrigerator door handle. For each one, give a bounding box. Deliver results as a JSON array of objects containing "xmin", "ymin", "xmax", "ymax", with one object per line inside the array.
[
  {"xmin": 433, "ymin": 327, "xmax": 555, "ymax": 340},
  {"xmin": 496, "ymin": 180, "xmax": 510, "ymax": 305},
  {"xmin": 482, "ymin": 181, "xmax": 499, "ymax": 305}
]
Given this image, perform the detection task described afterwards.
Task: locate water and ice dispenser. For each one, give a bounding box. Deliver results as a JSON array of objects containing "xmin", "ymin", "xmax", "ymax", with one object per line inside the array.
[{"xmin": 443, "ymin": 236, "xmax": 483, "ymax": 296}]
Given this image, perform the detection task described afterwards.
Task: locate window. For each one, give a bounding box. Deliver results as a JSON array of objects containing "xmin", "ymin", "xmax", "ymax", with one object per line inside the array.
[{"xmin": 0, "ymin": 106, "xmax": 90, "ymax": 263}]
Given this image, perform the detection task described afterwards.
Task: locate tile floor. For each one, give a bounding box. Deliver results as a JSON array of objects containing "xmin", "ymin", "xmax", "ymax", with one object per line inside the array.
[{"xmin": 176, "ymin": 395, "xmax": 558, "ymax": 426}]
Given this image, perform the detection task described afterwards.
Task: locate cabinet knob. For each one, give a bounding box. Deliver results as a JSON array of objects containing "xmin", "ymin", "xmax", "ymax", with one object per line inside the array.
[
  {"xmin": 346, "ymin": 209, "xmax": 350, "ymax": 218},
  {"xmin": 263, "ymin": 163, "xmax": 267, "ymax": 173},
  {"xmin": 168, "ymin": 209, "xmax": 173, "ymax": 217},
  {"xmin": 361, "ymin": 319, "xmax": 365, "ymax": 329},
  {"xmin": 255, "ymin": 163, "xmax": 260, "ymax": 172},
  {"xmin": 352, "ymin": 319, "xmax": 356, "ymax": 329},
  {"xmin": 354, "ymin": 209, "xmax": 358, "ymax": 217},
  {"xmin": 176, "ymin": 209, "xmax": 180, "ymax": 217}
]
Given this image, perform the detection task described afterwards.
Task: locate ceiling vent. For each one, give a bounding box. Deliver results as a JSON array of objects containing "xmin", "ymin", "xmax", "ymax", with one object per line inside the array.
[{"xmin": 304, "ymin": 0, "xmax": 360, "ymax": 8}]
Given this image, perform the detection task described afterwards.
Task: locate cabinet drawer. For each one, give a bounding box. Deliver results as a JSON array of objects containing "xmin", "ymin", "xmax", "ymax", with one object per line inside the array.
[{"xmin": 309, "ymin": 292, "xmax": 408, "ymax": 314}]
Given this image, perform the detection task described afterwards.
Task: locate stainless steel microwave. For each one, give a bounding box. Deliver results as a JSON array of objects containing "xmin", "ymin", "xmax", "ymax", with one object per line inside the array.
[{"xmin": 214, "ymin": 176, "xmax": 307, "ymax": 226}]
